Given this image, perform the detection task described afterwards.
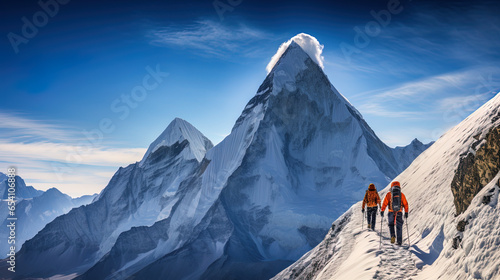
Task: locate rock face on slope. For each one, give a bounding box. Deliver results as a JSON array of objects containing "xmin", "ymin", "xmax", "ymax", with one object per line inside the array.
[
  {"xmin": 9, "ymin": 35, "xmax": 430, "ymax": 280},
  {"xmin": 451, "ymin": 126, "xmax": 500, "ymax": 214},
  {"xmin": 274, "ymin": 93, "xmax": 500, "ymax": 280}
]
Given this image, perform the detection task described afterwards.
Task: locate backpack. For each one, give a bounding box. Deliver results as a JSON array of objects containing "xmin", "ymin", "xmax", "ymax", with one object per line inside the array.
[
  {"xmin": 366, "ymin": 190, "xmax": 377, "ymax": 203},
  {"xmin": 391, "ymin": 186, "xmax": 402, "ymax": 212}
]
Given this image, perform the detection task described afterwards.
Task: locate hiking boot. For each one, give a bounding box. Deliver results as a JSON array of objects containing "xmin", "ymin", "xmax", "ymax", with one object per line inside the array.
[
  {"xmin": 397, "ymin": 242, "xmax": 402, "ymax": 246},
  {"xmin": 391, "ymin": 237, "xmax": 396, "ymax": 244},
  {"xmin": 367, "ymin": 224, "xmax": 371, "ymax": 229}
]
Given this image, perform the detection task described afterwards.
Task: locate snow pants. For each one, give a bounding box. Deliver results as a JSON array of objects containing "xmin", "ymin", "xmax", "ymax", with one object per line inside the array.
[
  {"xmin": 366, "ymin": 206, "xmax": 377, "ymax": 230},
  {"xmin": 388, "ymin": 211, "xmax": 404, "ymax": 244}
]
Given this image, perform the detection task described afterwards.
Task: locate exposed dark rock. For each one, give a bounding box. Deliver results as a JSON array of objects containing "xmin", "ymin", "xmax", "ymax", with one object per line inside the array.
[
  {"xmin": 482, "ymin": 187, "xmax": 497, "ymax": 205},
  {"xmin": 457, "ymin": 219, "xmax": 468, "ymax": 232},
  {"xmin": 491, "ymin": 110, "xmax": 500, "ymax": 123},
  {"xmin": 452, "ymin": 234, "xmax": 462, "ymax": 249},
  {"xmin": 482, "ymin": 194, "xmax": 492, "ymax": 205},
  {"xmin": 451, "ymin": 126, "xmax": 500, "ymax": 214}
]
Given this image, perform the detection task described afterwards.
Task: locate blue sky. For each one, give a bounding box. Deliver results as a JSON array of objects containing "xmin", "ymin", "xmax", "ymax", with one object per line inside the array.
[{"xmin": 1, "ymin": 0, "xmax": 499, "ymax": 196}]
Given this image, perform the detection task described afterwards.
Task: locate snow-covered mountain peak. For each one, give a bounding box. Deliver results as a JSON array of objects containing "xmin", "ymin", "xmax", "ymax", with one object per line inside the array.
[
  {"xmin": 266, "ymin": 33, "xmax": 325, "ymax": 74},
  {"xmin": 141, "ymin": 117, "xmax": 213, "ymax": 164}
]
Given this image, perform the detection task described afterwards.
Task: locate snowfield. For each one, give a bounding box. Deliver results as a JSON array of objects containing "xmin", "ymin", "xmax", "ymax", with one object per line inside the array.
[{"xmin": 274, "ymin": 93, "xmax": 500, "ymax": 280}]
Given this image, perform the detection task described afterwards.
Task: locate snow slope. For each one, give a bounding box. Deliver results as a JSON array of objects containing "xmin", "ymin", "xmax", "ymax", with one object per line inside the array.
[{"xmin": 274, "ymin": 93, "xmax": 500, "ymax": 280}]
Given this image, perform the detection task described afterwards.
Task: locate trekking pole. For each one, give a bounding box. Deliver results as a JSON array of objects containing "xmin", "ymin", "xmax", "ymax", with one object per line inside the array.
[
  {"xmin": 362, "ymin": 210, "xmax": 364, "ymax": 230},
  {"xmin": 406, "ymin": 216, "xmax": 411, "ymax": 249},
  {"xmin": 379, "ymin": 214, "xmax": 383, "ymax": 250}
]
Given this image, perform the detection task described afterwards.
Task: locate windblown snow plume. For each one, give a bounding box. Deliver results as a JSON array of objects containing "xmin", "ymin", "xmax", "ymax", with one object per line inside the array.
[{"xmin": 266, "ymin": 33, "xmax": 324, "ymax": 73}]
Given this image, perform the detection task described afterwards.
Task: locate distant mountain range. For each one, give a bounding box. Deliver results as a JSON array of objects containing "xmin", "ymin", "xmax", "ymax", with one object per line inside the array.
[{"xmin": 0, "ymin": 173, "xmax": 96, "ymax": 257}]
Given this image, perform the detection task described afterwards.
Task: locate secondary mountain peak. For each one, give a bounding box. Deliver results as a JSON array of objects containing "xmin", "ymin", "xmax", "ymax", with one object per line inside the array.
[
  {"xmin": 141, "ymin": 117, "xmax": 213, "ymax": 163},
  {"xmin": 266, "ymin": 33, "xmax": 325, "ymax": 73}
]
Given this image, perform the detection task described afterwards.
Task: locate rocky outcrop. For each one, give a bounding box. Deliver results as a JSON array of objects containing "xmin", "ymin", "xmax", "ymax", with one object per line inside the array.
[
  {"xmin": 452, "ymin": 218, "xmax": 469, "ymax": 249},
  {"xmin": 451, "ymin": 126, "xmax": 500, "ymax": 214},
  {"xmin": 452, "ymin": 183, "xmax": 499, "ymax": 250}
]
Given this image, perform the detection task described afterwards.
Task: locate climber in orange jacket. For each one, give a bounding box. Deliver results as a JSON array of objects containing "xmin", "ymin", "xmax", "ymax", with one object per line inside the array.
[
  {"xmin": 362, "ymin": 183, "xmax": 381, "ymax": 231},
  {"xmin": 380, "ymin": 181, "xmax": 409, "ymax": 245}
]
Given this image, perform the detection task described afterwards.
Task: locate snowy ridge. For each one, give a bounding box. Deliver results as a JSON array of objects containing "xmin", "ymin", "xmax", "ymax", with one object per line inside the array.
[
  {"xmin": 194, "ymin": 102, "xmax": 266, "ymax": 224},
  {"xmin": 274, "ymin": 93, "xmax": 500, "ymax": 280}
]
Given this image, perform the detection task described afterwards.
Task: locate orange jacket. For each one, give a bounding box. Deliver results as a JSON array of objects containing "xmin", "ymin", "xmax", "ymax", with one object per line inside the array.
[
  {"xmin": 381, "ymin": 191, "xmax": 408, "ymax": 213},
  {"xmin": 362, "ymin": 185, "xmax": 381, "ymax": 209}
]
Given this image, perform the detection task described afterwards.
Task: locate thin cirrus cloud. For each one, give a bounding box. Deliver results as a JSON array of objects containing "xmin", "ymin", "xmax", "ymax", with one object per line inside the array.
[
  {"xmin": 355, "ymin": 103, "xmax": 421, "ymax": 119},
  {"xmin": 0, "ymin": 112, "xmax": 145, "ymax": 197},
  {"xmin": 375, "ymin": 68, "xmax": 493, "ymax": 99},
  {"xmin": 147, "ymin": 20, "xmax": 272, "ymax": 57},
  {"xmin": 354, "ymin": 67, "xmax": 500, "ymax": 118},
  {"xmin": 0, "ymin": 112, "xmax": 74, "ymax": 141},
  {"xmin": 0, "ymin": 141, "xmax": 145, "ymax": 167}
]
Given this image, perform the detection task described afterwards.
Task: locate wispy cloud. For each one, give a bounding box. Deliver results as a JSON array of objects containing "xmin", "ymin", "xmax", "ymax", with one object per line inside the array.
[
  {"xmin": 437, "ymin": 93, "xmax": 492, "ymax": 112},
  {"xmin": 0, "ymin": 112, "xmax": 74, "ymax": 141},
  {"xmin": 0, "ymin": 112, "xmax": 145, "ymax": 197},
  {"xmin": 356, "ymin": 103, "xmax": 421, "ymax": 118},
  {"xmin": 0, "ymin": 141, "xmax": 144, "ymax": 167},
  {"xmin": 147, "ymin": 20, "xmax": 272, "ymax": 57},
  {"xmin": 352, "ymin": 67, "xmax": 500, "ymax": 120},
  {"xmin": 374, "ymin": 69, "xmax": 490, "ymax": 99}
]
